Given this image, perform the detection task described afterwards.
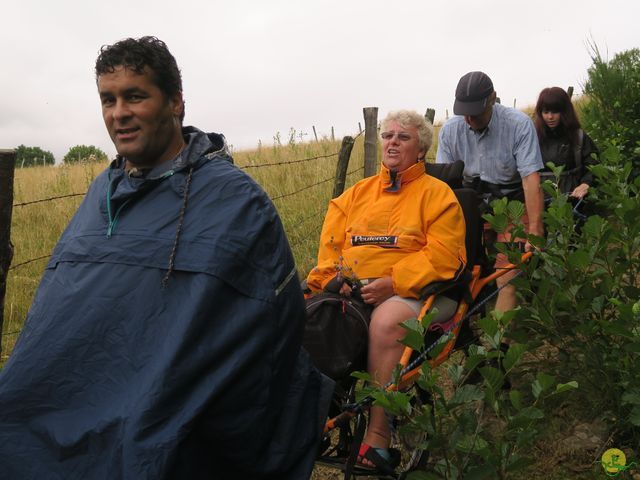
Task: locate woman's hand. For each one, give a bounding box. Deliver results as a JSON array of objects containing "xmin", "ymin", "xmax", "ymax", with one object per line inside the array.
[
  {"xmin": 339, "ymin": 281, "xmax": 353, "ymax": 297},
  {"xmin": 570, "ymin": 183, "xmax": 589, "ymax": 199},
  {"xmin": 360, "ymin": 277, "xmax": 394, "ymax": 307}
]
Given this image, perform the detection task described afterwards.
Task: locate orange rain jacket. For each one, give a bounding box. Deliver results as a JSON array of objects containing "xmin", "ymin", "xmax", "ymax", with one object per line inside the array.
[{"xmin": 306, "ymin": 161, "xmax": 467, "ymax": 299}]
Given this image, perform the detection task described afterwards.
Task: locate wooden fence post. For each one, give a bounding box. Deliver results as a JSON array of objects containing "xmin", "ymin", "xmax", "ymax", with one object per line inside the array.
[
  {"xmin": 567, "ymin": 86, "xmax": 574, "ymax": 99},
  {"xmin": 312, "ymin": 126, "xmax": 318, "ymax": 142},
  {"xmin": 425, "ymin": 108, "xmax": 435, "ymax": 124},
  {"xmin": 332, "ymin": 136, "xmax": 355, "ymax": 198},
  {"xmin": 0, "ymin": 149, "xmax": 16, "ymax": 355},
  {"xmin": 363, "ymin": 107, "xmax": 378, "ymax": 178}
]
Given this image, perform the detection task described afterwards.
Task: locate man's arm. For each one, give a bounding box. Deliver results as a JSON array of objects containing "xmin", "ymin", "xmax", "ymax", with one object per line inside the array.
[{"xmin": 522, "ymin": 171, "xmax": 544, "ymax": 238}]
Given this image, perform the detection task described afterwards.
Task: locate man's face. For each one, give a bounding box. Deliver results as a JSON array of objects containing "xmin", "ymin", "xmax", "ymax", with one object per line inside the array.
[
  {"xmin": 464, "ymin": 94, "xmax": 495, "ymax": 131},
  {"xmin": 98, "ymin": 66, "xmax": 184, "ymax": 167}
]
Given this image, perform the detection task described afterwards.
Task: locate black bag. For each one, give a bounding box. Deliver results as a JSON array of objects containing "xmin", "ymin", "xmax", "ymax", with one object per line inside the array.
[{"xmin": 302, "ymin": 292, "xmax": 371, "ymax": 381}]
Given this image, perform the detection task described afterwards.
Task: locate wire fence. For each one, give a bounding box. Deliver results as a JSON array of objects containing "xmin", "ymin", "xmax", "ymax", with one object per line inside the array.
[
  {"xmin": 12, "ymin": 192, "xmax": 87, "ymax": 208},
  {"xmin": 0, "ymin": 132, "xmax": 364, "ymax": 337}
]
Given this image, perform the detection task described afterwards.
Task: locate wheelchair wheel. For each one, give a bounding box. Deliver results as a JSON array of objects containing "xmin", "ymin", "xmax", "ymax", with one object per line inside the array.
[{"xmin": 391, "ymin": 385, "xmax": 431, "ymax": 476}]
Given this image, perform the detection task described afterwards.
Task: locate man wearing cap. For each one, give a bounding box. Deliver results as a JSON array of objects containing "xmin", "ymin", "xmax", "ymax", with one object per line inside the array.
[{"xmin": 436, "ymin": 71, "xmax": 544, "ymax": 312}]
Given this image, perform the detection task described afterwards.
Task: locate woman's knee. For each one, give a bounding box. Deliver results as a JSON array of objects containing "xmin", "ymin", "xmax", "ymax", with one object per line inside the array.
[{"xmin": 369, "ymin": 301, "xmax": 415, "ymax": 338}]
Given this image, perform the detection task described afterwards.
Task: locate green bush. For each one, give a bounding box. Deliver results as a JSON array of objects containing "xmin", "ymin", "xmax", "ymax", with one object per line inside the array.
[
  {"xmin": 63, "ymin": 145, "xmax": 109, "ymax": 164},
  {"xmin": 581, "ymin": 45, "xmax": 640, "ymax": 179},
  {"xmin": 371, "ymin": 305, "xmax": 576, "ymax": 480},
  {"xmin": 516, "ymin": 148, "xmax": 640, "ymax": 446},
  {"xmin": 15, "ymin": 145, "xmax": 55, "ymax": 167}
]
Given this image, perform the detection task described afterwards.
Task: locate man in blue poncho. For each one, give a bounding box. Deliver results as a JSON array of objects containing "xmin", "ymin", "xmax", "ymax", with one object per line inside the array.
[{"xmin": 0, "ymin": 36, "xmax": 332, "ymax": 480}]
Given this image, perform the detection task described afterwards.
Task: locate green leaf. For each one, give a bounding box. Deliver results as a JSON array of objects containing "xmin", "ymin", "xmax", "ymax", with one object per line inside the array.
[
  {"xmin": 434, "ymin": 459, "xmax": 459, "ymax": 479},
  {"xmin": 478, "ymin": 315, "xmax": 498, "ymax": 337},
  {"xmin": 622, "ymin": 389, "xmax": 640, "ymax": 405},
  {"xmin": 450, "ymin": 384, "xmax": 485, "ymax": 406},
  {"xmin": 554, "ymin": 381, "xmax": 579, "ymax": 395},
  {"xmin": 420, "ymin": 308, "xmax": 438, "ymax": 329},
  {"xmin": 537, "ymin": 372, "xmax": 556, "ymax": 389},
  {"xmin": 489, "ymin": 197, "xmax": 509, "ymax": 215},
  {"xmin": 510, "ymin": 390, "xmax": 523, "ymax": 411},
  {"xmin": 503, "ymin": 343, "xmax": 527, "ymax": 372},
  {"xmin": 568, "ymin": 250, "xmax": 591, "ymax": 269},
  {"xmin": 464, "ymin": 354, "xmax": 485, "ymax": 372},
  {"xmin": 497, "ymin": 308, "xmax": 519, "ymax": 327},
  {"xmin": 479, "ymin": 366, "xmax": 504, "ymax": 392},
  {"xmin": 518, "ymin": 406, "xmax": 544, "ymax": 420},
  {"xmin": 400, "ymin": 317, "xmax": 425, "ymax": 350},
  {"xmin": 582, "ymin": 215, "xmax": 605, "ymax": 238},
  {"xmin": 447, "ymin": 364, "xmax": 464, "ymax": 384},
  {"xmin": 456, "ymin": 434, "xmax": 489, "ymax": 454},
  {"xmin": 401, "ymin": 329, "xmax": 426, "ymax": 351},
  {"xmin": 506, "ymin": 200, "xmax": 525, "ymax": 221},
  {"xmin": 402, "ymin": 317, "xmax": 424, "ymax": 334},
  {"xmin": 630, "ymin": 406, "xmax": 640, "ymax": 426},
  {"xmin": 371, "ymin": 391, "xmax": 411, "ymax": 415},
  {"xmin": 484, "ymin": 212, "xmax": 509, "ymax": 233},
  {"xmin": 463, "ymin": 464, "xmax": 498, "ymax": 480},
  {"xmin": 505, "ymin": 454, "xmax": 534, "ymax": 472},
  {"xmin": 350, "ymin": 371, "xmax": 372, "ymax": 382},
  {"xmin": 407, "ymin": 471, "xmax": 443, "ymax": 480}
]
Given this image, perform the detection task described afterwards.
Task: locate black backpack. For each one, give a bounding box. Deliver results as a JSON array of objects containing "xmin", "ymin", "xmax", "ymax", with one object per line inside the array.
[{"xmin": 302, "ymin": 292, "xmax": 371, "ymax": 381}]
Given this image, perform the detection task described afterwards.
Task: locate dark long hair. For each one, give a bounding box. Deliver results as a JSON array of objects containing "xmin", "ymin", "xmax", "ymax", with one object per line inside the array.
[
  {"xmin": 534, "ymin": 87, "xmax": 581, "ymax": 147},
  {"xmin": 95, "ymin": 36, "xmax": 185, "ymax": 122}
]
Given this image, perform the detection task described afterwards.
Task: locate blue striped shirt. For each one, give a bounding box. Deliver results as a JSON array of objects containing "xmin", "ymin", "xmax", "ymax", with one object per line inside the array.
[{"xmin": 436, "ymin": 103, "xmax": 543, "ymax": 184}]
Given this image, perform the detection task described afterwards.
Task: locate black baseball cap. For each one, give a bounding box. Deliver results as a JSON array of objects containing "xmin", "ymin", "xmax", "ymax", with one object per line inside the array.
[{"xmin": 453, "ymin": 71, "xmax": 494, "ymax": 116}]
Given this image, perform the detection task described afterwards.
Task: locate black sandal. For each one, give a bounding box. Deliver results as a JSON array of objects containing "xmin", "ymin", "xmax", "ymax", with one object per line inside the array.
[{"xmin": 357, "ymin": 443, "xmax": 400, "ymax": 475}]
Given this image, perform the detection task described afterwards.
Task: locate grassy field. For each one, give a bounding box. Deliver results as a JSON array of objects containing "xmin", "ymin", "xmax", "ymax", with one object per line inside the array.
[{"xmin": 2, "ymin": 132, "xmax": 390, "ymax": 360}]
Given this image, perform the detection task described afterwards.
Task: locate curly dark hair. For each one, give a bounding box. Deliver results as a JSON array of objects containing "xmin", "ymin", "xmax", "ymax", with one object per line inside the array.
[{"xmin": 95, "ymin": 36, "xmax": 185, "ymax": 121}]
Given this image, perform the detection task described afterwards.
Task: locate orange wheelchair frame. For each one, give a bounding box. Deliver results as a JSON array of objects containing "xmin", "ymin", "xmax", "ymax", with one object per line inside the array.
[
  {"xmin": 313, "ymin": 161, "xmax": 534, "ymax": 478},
  {"xmin": 316, "ymin": 250, "xmax": 532, "ymax": 479}
]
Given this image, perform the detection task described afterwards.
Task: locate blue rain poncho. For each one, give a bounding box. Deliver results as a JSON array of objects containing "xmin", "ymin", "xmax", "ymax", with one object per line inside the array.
[{"xmin": 0, "ymin": 127, "xmax": 332, "ymax": 480}]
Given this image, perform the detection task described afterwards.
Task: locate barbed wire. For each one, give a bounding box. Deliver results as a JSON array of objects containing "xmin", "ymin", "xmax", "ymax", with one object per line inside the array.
[
  {"xmin": 6, "ymin": 134, "xmax": 364, "ymax": 275},
  {"xmin": 1, "ymin": 331, "xmax": 21, "ymax": 337},
  {"xmin": 287, "ymin": 208, "xmax": 327, "ymax": 233},
  {"xmin": 11, "ymin": 131, "xmax": 366, "ymax": 208},
  {"xmin": 13, "ymin": 192, "xmax": 86, "ymax": 208},
  {"xmin": 3, "ymin": 133, "xmax": 370, "ymax": 343},
  {"xmin": 8, "ymin": 255, "xmax": 51, "ymax": 271},
  {"xmin": 240, "ymin": 151, "xmax": 339, "ymax": 169},
  {"xmin": 270, "ymin": 166, "xmax": 364, "ymax": 201}
]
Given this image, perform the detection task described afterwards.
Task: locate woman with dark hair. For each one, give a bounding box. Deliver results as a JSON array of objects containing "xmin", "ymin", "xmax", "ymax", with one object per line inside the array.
[{"xmin": 534, "ymin": 87, "xmax": 599, "ymax": 199}]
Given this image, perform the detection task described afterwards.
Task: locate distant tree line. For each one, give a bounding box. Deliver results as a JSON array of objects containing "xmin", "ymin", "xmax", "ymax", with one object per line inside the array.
[
  {"xmin": 15, "ymin": 144, "xmax": 109, "ymax": 167},
  {"xmin": 15, "ymin": 145, "xmax": 55, "ymax": 168}
]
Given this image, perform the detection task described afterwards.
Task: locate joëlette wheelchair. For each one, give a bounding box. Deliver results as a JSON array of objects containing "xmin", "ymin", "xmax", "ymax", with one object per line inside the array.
[{"xmin": 310, "ymin": 161, "xmax": 532, "ymax": 479}]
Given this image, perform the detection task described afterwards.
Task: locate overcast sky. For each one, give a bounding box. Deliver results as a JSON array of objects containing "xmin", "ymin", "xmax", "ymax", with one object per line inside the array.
[{"xmin": 1, "ymin": 0, "xmax": 638, "ymax": 162}]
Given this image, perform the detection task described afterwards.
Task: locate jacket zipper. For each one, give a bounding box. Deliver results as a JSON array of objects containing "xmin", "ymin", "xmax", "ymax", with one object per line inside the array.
[{"xmin": 106, "ymin": 169, "xmax": 175, "ymax": 237}]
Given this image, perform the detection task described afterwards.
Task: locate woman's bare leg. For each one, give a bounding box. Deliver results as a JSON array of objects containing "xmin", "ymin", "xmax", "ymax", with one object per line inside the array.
[{"xmin": 360, "ymin": 300, "xmax": 415, "ymax": 465}]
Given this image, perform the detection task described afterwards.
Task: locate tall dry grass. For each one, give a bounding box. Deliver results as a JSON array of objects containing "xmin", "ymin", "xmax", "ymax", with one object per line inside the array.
[
  {"xmin": 2, "ymin": 133, "xmax": 375, "ymax": 361},
  {"xmin": 2, "ymin": 121, "xmax": 447, "ymax": 362}
]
